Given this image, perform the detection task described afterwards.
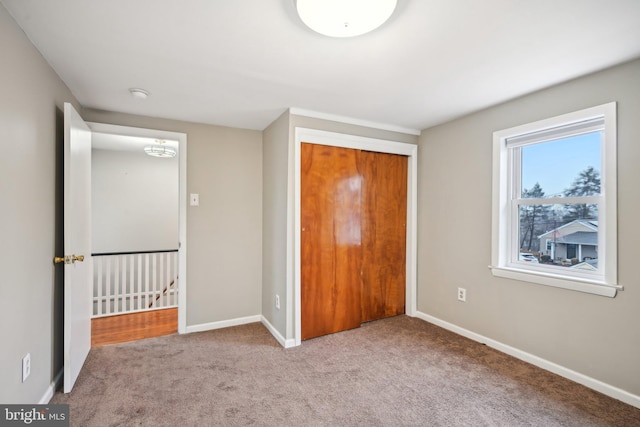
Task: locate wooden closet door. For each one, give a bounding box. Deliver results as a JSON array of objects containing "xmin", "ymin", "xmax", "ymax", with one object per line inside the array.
[
  {"xmin": 359, "ymin": 151, "xmax": 407, "ymax": 322},
  {"xmin": 301, "ymin": 143, "xmax": 362, "ymax": 340}
]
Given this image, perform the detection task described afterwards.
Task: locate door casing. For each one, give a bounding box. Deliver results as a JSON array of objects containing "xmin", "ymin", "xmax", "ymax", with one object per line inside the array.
[
  {"xmin": 293, "ymin": 127, "xmax": 418, "ymax": 346},
  {"xmin": 87, "ymin": 122, "xmax": 188, "ymax": 334}
]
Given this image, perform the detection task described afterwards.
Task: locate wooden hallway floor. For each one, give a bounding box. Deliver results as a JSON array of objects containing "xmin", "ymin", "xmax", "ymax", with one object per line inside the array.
[{"xmin": 91, "ymin": 308, "xmax": 178, "ymax": 347}]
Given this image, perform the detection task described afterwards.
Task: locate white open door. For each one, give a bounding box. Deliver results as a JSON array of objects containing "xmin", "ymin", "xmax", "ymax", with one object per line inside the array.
[{"xmin": 59, "ymin": 102, "xmax": 92, "ymax": 393}]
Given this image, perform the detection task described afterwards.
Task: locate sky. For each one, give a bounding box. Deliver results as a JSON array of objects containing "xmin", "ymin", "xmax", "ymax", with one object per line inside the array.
[{"xmin": 521, "ymin": 132, "xmax": 601, "ymax": 197}]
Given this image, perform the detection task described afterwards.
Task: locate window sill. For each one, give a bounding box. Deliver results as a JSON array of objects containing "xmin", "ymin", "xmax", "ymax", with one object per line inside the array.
[{"xmin": 489, "ymin": 266, "xmax": 621, "ymax": 297}]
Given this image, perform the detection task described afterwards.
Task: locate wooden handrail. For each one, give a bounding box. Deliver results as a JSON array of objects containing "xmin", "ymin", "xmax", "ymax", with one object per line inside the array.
[{"xmin": 148, "ymin": 280, "xmax": 176, "ymax": 308}]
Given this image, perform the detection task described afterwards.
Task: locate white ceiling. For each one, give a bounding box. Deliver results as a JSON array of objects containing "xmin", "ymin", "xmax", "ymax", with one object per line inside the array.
[{"xmin": 3, "ymin": 0, "xmax": 640, "ymax": 132}]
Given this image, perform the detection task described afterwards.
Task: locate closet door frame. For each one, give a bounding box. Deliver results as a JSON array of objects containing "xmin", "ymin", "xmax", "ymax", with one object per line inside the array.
[{"xmin": 293, "ymin": 128, "xmax": 418, "ymax": 346}]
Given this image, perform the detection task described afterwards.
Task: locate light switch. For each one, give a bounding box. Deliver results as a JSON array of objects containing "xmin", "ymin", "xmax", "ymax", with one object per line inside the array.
[{"xmin": 190, "ymin": 193, "xmax": 199, "ymax": 206}]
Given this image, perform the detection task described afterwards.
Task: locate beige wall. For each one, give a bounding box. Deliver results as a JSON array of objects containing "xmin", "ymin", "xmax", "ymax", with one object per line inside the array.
[
  {"xmin": 262, "ymin": 111, "xmax": 290, "ymax": 335},
  {"xmin": 92, "ymin": 148, "xmax": 179, "ymax": 253},
  {"xmin": 418, "ymin": 59, "xmax": 640, "ymax": 397},
  {"xmin": 0, "ymin": 5, "xmax": 79, "ymax": 403},
  {"xmin": 83, "ymin": 109, "xmax": 263, "ymax": 328}
]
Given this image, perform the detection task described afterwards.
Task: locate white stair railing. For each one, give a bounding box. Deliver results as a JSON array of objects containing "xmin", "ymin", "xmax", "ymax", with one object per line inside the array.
[{"xmin": 92, "ymin": 250, "xmax": 178, "ymax": 318}]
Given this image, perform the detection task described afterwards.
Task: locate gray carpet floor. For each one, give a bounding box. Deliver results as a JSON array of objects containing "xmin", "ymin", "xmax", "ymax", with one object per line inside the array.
[{"xmin": 51, "ymin": 315, "xmax": 640, "ymax": 426}]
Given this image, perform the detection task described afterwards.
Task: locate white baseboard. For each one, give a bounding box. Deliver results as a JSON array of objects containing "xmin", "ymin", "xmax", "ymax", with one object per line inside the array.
[
  {"xmin": 184, "ymin": 314, "xmax": 298, "ymax": 348},
  {"xmin": 414, "ymin": 311, "xmax": 640, "ymax": 409},
  {"xmin": 185, "ymin": 315, "xmax": 262, "ymax": 334},
  {"xmin": 39, "ymin": 369, "xmax": 63, "ymax": 404},
  {"xmin": 261, "ymin": 316, "xmax": 297, "ymax": 348}
]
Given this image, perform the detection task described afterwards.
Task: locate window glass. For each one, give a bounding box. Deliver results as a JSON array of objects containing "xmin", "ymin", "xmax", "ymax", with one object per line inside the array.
[
  {"xmin": 515, "ymin": 131, "xmax": 602, "ymax": 267},
  {"xmin": 518, "ymin": 204, "xmax": 598, "ymax": 267},
  {"xmin": 521, "ymin": 132, "xmax": 601, "ymax": 198}
]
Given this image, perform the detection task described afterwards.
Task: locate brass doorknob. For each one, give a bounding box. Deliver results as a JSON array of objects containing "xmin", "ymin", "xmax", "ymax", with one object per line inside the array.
[{"xmin": 53, "ymin": 254, "xmax": 85, "ymax": 264}]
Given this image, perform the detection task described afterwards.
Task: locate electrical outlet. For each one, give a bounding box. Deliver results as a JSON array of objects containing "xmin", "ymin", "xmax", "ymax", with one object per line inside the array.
[
  {"xmin": 22, "ymin": 353, "xmax": 31, "ymax": 382},
  {"xmin": 457, "ymin": 288, "xmax": 466, "ymax": 302},
  {"xmin": 275, "ymin": 294, "xmax": 280, "ymax": 310}
]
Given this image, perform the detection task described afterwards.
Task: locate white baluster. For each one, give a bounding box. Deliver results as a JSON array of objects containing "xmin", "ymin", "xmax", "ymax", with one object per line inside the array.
[
  {"xmin": 156, "ymin": 253, "xmax": 162, "ymax": 309},
  {"xmin": 152, "ymin": 253, "xmax": 157, "ymax": 309},
  {"xmin": 106, "ymin": 256, "xmax": 112, "ymax": 315},
  {"xmin": 174, "ymin": 251, "xmax": 179, "ymax": 305},
  {"xmin": 144, "ymin": 253, "xmax": 150, "ymax": 309},
  {"xmin": 114, "ymin": 256, "xmax": 120, "ymax": 314},
  {"xmin": 96, "ymin": 256, "xmax": 102, "ymax": 316},
  {"xmin": 122, "ymin": 255, "xmax": 128, "ymax": 312},
  {"xmin": 137, "ymin": 254, "xmax": 142, "ymax": 311},
  {"xmin": 166, "ymin": 252, "xmax": 171, "ymax": 307},
  {"xmin": 128, "ymin": 254, "xmax": 134, "ymax": 312}
]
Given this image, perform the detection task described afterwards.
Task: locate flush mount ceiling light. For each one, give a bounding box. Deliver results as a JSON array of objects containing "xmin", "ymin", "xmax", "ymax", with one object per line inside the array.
[
  {"xmin": 144, "ymin": 139, "xmax": 176, "ymax": 158},
  {"xmin": 129, "ymin": 88, "xmax": 150, "ymax": 99},
  {"xmin": 296, "ymin": 0, "xmax": 397, "ymax": 38}
]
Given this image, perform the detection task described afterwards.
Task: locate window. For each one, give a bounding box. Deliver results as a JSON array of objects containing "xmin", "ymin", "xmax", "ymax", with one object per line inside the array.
[{"xmin": 491, "ymin": 103, "xmax": 619, "ymax": 297}]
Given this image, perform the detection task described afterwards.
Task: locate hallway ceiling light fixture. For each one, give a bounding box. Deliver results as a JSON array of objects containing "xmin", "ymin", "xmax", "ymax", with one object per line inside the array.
[
  {"xmin": 144, "ymin": 140, "xmax": 176, "ymax": 158},
  {"xmin": 296, "ymin": 0, "xmax": 397, "ymax": 38},
  {"xmin": 129, "ymin": 88, "xmax": 150, "ymax": 99}
]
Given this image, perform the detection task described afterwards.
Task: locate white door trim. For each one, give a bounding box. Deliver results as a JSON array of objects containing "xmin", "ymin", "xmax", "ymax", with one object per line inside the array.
[
  {"xmin": 292, "ymin": 127, "xmax": 418, "ymax": 346},
  {"xmin": 87, "ymin": 122, "xmax": 188, "ymax": 334}
]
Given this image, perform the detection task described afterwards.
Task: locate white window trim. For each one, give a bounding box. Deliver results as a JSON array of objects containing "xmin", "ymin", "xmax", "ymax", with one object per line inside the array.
[{"xmin": 491, "ymin": 103, "xmax": 620, "ymax": 297}]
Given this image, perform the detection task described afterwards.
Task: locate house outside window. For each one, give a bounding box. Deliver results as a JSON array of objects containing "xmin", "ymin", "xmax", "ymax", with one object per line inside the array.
[
  {"xmin": 539, "ymin": 219, "xmax": 598, "ymax": 264},
  {"xmin": 491, "ymin": 103, "xmax": 619, "ymax": 297}
]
